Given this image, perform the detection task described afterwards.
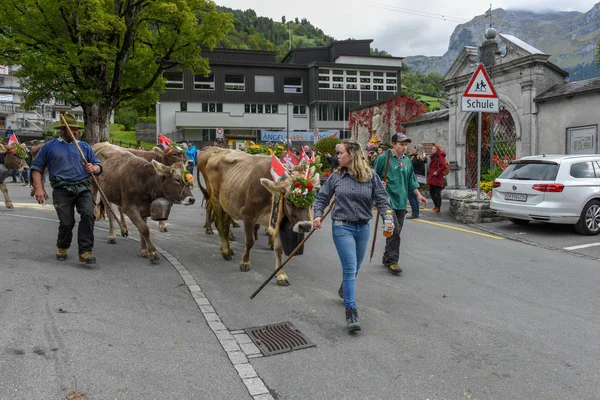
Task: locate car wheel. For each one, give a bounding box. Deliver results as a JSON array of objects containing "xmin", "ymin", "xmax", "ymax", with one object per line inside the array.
[
  {"xmin": 508, "ymin": 218, "xmax": 530, "ymax": 226},
  {"xmin": 574, "ymin": 200, "xmax": 600, "ymax": 235}
]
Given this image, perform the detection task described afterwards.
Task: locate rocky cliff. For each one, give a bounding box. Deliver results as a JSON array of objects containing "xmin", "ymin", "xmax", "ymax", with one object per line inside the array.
[{"xmin": 404, "ymin": 3, "xmax": 600, "ymax": 81}]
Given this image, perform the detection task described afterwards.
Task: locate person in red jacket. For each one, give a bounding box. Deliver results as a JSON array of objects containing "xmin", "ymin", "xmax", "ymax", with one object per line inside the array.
[{"xmin": 427, "ymin": 144, "xmax": 447, "ymax": 214}]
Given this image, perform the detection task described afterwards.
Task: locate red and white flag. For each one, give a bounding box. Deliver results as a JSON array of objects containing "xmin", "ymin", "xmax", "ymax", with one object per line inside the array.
[
  {"xmin": 280, "ymin": 149, "xmax": 299, "ymax": 168},
  {"xmin": 7, "ymin": 133, "xmax": 19, "ymax": 146},
  {"xmin": 157, "ymin": 134, "xmax": 171, "ymax": 149},
  {"xmin": 270, "ymin": 155, "xmax": 289, "ymax": 182},
  {"xmin": 299, "ymin": 147, "xmax": 315, "ymax": 163}
]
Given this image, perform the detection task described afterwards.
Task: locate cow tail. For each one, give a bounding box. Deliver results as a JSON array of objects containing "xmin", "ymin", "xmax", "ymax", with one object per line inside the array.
[{"xmin": 196, "ymin": 166, "xmax": 210, "ymax": 207}]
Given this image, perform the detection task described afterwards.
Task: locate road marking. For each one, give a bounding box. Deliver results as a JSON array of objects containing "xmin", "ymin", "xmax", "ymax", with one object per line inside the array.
[
  {"xmin": 413, "ymin": 219, "xmax": 504, "ymax": 240},
  {"xmin": 564, "ymin": 242, "xmax": 600, "ymax": 250}
]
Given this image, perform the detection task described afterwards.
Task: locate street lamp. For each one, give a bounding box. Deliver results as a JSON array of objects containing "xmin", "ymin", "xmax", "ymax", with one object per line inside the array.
[{"xmin": 286, "ymin": 102, "xmax": 292, "ymax": 148}]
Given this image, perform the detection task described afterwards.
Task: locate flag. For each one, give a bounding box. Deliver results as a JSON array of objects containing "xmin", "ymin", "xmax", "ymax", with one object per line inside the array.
[
  {"xmin": 7, "ymin": 133, "xmax": 18, "ymax": 146},
  {"xmin": 299, "ymin": 147, "xmax": 309, "ymax": 163},
  {"xmin": 280, "ymin": 149, "xmax": 299, "ymax": 168},
  {"xmin": 329, "ymin": 131, "xmax": 339, "ymax": 139},
  {"xmin": 157, "ymin": 134, "xmax": 171, "ymax": 149},
  {"xmin": 270, "ymin": 155, "xmax": 289, "ymax": 181}
]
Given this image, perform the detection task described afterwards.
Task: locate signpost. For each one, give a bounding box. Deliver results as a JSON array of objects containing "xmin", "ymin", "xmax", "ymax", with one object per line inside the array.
[
  {"xmin": 461, "ymin": 64, "xmax": 499, "ymax": 199},
  {"xmin": 216, "ymin": 127, "xmax": 224, "ymax": 140}
]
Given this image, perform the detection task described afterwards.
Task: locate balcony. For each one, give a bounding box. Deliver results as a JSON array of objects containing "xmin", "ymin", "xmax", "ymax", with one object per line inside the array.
[{"xmin": 0, "ymin": 103, "xmax": 15, "ymax": 113}]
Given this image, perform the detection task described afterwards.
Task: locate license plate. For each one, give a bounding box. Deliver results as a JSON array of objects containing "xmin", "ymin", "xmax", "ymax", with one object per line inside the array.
[{"xmin": 505, "ymin": 193, "xmax": 527, "ymax": 202}]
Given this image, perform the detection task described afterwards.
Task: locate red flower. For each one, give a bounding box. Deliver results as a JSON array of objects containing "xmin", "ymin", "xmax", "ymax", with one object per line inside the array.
[
  {"xmin": 295, "ymin": 181, "xmax": 301, "ymax": 188},
  {"xmin": 306, "ymin": 183, "xmax": 314, "ymax": 191}
]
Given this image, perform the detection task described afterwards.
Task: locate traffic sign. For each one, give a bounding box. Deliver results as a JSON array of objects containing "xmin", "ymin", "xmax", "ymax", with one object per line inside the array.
[
  {"xmin": 216, "ymin": 127, "xmax": 224, "ymax": 139},
  {"xmin": 461, "ymin": 64, "xmax": 499, "ymax": 113}
]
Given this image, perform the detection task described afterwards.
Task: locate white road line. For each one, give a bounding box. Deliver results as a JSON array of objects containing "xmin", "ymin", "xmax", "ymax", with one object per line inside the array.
[{"xmin": 564, "ymin": 242, "xmax": 600, "ymax": 250}]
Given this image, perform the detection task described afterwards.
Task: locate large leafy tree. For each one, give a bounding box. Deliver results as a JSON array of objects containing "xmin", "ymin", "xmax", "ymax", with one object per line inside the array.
[{"xmin": 0, "ymin": 0, "xmax": 233, "ymax": 143}]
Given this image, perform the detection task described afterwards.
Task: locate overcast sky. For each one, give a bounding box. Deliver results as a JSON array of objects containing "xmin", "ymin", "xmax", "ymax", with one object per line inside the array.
[{"xmin": 216, "ymin": 0, "xmax": 598, "ymax": 57}]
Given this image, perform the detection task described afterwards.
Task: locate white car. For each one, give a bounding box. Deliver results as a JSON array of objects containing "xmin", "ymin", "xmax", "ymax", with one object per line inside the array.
[{"xmin": 490, "ymin": 154, "xmax": 600, "ymax": 235}]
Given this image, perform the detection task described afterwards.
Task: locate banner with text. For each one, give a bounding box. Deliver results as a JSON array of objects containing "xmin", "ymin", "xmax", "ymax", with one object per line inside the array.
[{"xmin": 260, "ymin": 130, "xmax": 339, "ymax": 142}]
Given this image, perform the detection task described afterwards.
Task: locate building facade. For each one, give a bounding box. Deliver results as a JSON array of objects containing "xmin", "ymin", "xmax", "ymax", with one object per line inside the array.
[
  {"xmin": 156, "ymin": 40, "xmax": 404, "ymax": 148},
  {"xmin": 0, "ymin": 65, "xmax": 83, "ymax": 140}
]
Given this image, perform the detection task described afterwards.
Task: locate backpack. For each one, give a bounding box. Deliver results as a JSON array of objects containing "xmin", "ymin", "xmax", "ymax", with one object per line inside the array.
[{"xmin": 443, "ymin": 160, "xmax": 450, "ymax": 176}]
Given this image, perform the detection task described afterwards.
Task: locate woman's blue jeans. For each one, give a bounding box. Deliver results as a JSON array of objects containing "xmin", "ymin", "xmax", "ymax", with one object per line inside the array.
[
  {"xmin": 408, "ymin": 191, "xmax": 419, "ymax": 217},
  {"xmin": 332, "ymin": 221, "xmax": 371, "ymax": 309}
]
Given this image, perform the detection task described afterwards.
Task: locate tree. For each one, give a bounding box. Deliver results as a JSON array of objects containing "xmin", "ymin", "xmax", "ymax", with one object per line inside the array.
[{"xmin": 0, "ymin": 0, "xmax": 233, "ymax": 143}]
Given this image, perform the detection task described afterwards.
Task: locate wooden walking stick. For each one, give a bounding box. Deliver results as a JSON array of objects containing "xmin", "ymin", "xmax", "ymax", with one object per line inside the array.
[
  {"xmin": 369, "ymin": 149, "xmax": 392, "ymax": 262},
  {"xmin": 250, "ymin": 197, "xmax": 336, "ymax": 299},
  {"xmin": 58, "ymin": 113, "xmax": 127, "ymax": 234}
]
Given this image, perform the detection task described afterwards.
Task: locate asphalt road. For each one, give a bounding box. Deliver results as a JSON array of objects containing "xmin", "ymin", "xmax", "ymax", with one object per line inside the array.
[{"xmin": 2, "ymin": 183, "xmax": 600, "ymax": 399}]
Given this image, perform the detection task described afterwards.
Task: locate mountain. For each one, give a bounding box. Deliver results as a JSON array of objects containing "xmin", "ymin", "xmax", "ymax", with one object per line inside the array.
[{"xmin": 403, "ymin": 3, "xmax": 600, "ymax": 81}]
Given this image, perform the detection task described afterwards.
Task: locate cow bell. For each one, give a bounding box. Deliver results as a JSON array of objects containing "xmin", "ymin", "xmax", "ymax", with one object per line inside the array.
[{"xmin": 150, "ymin": 197, "xmax": 173, "ymax": 221}]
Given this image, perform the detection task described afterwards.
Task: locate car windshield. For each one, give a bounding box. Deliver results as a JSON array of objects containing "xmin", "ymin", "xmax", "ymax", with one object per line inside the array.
[{"xmin": 499, "ymin": 161, "xmax": 559, "ymax": 181}]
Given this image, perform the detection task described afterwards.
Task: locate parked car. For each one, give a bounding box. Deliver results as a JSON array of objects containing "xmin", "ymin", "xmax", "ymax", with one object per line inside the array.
[{"xmin": 490, "ymin": 154, "xmax": 600, "ymax": 235}]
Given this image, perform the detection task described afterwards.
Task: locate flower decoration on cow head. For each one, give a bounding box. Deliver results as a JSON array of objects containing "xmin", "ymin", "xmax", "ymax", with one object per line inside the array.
[
  {"xmin": 286, "ymin": 177, "xmax": 316, "ymax": 208},
  {"xmin": 8, "ymin": 143, "xmax": 27, "ymax": 159},
  {"xmin": 181, "ymin": 169, "xmax": 194, "ymax": 188}
]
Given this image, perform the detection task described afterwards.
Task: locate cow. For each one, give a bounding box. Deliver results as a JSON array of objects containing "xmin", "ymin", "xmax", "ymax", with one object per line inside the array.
[
  {"xmin": 199, "ymin": 148, "xmax": 319, "ymax": 286},
  {"xmin": 118, "ymin": 145, "xmax": 190, "ymax": 233},
  {"xmin": 92, "ymin": 143, "xmax": 195, "ymax": 263},
  {"xmin": 0, "ymin": 143, "xmax": 29, "ymax": 209}
]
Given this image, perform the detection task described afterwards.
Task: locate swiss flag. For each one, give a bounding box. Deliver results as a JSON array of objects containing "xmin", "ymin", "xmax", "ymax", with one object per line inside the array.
[
  {"xmin": 7, "ymin": 133, "xmax": 19, "ymax": 146},
  {"xmin": 280, "ymin": 149, "xmax": 299, "ymax": 168},
  {"xmin": 157, "ymin": 134, "xmax": 171, "ymax": 149},
  {"xmin": 270, "ymin": 155, "xmax": 289, "ymax": 182}
]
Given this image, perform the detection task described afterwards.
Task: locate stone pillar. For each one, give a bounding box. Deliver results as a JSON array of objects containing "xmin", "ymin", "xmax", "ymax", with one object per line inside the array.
[{"xmin": 519, "ymin": 80, "xmax": 534, "ymax": 157}]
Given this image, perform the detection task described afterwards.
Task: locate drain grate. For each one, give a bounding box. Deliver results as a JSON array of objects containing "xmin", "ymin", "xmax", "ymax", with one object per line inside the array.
[{"xmin": 244, "ymin": 321, "xmax": 315, "ymax": 356}]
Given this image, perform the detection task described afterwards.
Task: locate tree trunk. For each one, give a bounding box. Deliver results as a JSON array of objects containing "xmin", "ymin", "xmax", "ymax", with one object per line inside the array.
[{"xmin": 82, "ymin": 103, "xmax": 112, "ymax": 144}]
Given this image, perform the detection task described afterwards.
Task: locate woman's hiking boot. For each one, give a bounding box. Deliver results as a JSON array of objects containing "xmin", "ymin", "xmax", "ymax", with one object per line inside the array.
[{"xmin": 345, "ymin": 307, "xmax": 361, "ymax": 333}]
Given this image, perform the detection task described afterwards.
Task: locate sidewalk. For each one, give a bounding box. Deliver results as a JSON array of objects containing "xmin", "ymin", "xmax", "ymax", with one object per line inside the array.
[{"xmin": 0, "ymin": 204, "xmax": 255, "ymax": 399}]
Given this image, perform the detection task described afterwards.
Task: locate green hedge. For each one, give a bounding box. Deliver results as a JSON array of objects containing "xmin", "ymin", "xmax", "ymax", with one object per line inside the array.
[
  {"xmin": 137, "ymin": 116, "xmax": 156, "ymax": 123},
  {"xmin": 314, "ymin": 137, "xmax": 342, "ymax": 170}
]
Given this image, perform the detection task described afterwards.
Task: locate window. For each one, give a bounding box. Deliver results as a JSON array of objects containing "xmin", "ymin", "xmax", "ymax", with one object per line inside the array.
[
  {"xmin": 0, "ymin": 77, "xmax": 4, "ymax": 86},
  {"xmin": 202, "ymin": 103, "xmax": 208, "ymax": 112},
  {"xmin": 225, "ymin": 74, "xmax": 245, "ymax": 91},
  {"xmin": 293, "ymin": 105, "xmax": 306, "ymax": 116},
  {"xmin": 202, "ymin": 129, "xmax": 216, "ymax": 142},
  {"xmin": 251, "ymin": 104, "xmax": 256, "ymax": 113},
  {"xmin": 255, "ymin": 75, "xmax": 274, "ymax": 93},
  {"xmin": 216, "ymin": 103, "xmax": 223, "ymax": 112},
  {"xmin": 257, "ymin": 104, "xmax": 263, "ymax": 113},
  {"xmin": 317, "ymin": 70, "xmax": 398, "ymax": 92},
  {"xmin": 194, "ymin": 74, "xmax": 214, "ymax": 90},
  {"xmin": 244, "ymin": 104, "xmax": 250, "ymax": 113},
  {"xmin": 272, "ymin": 105, "xmax": 278, "ymax": 113},
  {"xmin": 265, "ymin": 104, "xmax": 271, "ymax": 113},
  {"xmin": 570, "ymin": 162, "xmax": 596, "ymax": 178},
  {"xmin": 284, "ymin": 77, "xmax": 302, "ymax": 93},
  {"xmin": 317, "ymin": 104, "xmax": 345, "ymax": 121},
  {"xmin": 209, "ymin": 103, "xmax": 216, "ymax": 112},
  {"xmin": 164, "ymin": 71, "xmax": 183, "ymax": 89},
  {"xmin": 180, "ymin": 102, "xmax": 187, "ymax": 112},
  {"xmin": 201, "ymin": 103, "xmax": 222, "ymax": 113}
]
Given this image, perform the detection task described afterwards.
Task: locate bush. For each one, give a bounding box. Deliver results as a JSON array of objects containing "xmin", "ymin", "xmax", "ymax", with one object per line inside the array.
[
  {"xmin": 314, "ymin": 137, "xmax": 342, "ymax": 170},
  {"xmin": 138, "ymin": 116, "xmax": 156, "ymax": 123}
]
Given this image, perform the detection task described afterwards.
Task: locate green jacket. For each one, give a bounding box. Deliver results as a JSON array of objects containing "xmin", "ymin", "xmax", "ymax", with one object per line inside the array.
[{"xmin": 374, "ymin": 151, "xmax": 420, "ymax": 211}]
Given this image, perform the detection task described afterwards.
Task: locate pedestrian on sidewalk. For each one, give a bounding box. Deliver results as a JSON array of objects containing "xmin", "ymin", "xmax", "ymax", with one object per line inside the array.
[
  {"xmin": 427, "ymin": 144, "xmax": 447, "ymax": 214},
  {"xmin": 30, "ymin": 113, "xmax": 103, "ymax": 265},
  {"xmin": 407, "ymin": 144, "xmax": 427, "ymax": 219},
  {"xmin": 374, "ymin": 133, "xmax": 427, "ymax": 276},
  {"xmin": 312, "ymin": 139, "xmax": 392, "ymax": 333}
]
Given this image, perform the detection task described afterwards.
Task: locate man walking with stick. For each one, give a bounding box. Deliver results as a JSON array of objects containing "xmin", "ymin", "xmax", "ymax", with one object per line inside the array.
[
  {"xmin": 374, "ymin": 133, "xmax": 427, "ymax": 276},
  {"xmin": 31, "ymin": 113, "xmax": 103, "ymax": 264}
]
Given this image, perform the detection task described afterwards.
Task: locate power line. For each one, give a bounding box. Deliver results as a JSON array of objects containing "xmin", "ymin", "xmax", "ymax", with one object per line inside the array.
[{"xmin": 367, "ymin": 4, "xmax": 469, "ymax": 23}]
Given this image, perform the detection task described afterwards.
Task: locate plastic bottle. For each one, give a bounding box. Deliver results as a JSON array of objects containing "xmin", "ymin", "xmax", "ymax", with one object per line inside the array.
[{"xmin": 383, "ymin": 210, "xmax": 393, "ymax": 237}]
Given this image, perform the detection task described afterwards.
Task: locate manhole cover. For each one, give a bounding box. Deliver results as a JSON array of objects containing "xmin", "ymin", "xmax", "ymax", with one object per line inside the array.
[{"xmin": 244, "ymin": 321, "xmax": 315, "ymax": 356}]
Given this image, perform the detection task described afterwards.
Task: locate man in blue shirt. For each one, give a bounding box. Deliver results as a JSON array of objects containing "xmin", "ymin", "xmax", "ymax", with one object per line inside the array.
[
  {"xmin": 30, "ymin": 113, "xmax": 102, "ymax": 265},
  {"xmin": 185, "ymin": 140, "xmax": 197, "ymax": 174},
  {"xmin": 4, "ymin": 125, "xmax": 13, "ymax": 141}
]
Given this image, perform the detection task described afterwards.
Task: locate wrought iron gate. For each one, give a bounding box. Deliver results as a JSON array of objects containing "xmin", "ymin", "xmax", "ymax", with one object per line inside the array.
[{"xmin": 465, "ymin": 105, "xmax": 517, "ymax": 188}]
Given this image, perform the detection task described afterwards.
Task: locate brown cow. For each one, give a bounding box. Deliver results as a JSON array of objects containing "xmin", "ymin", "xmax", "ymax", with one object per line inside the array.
[
  {"xmin": 92, "ymin": 143, "xmax": 195, "ymax": 263},
  {"xmin": 120, "ymin": 145, "xmax": 190, "ymax": 233},
  {"xmin": 0, "ymin": 143, "xmax": 29, "ymax": 209},
  {"xmin": 199, "ymin": 148, "xmax": 319, "ymax": 285}
]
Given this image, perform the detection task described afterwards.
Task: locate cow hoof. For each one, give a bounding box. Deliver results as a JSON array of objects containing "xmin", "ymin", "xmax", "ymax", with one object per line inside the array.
[
  {"xmin": 159, "ymin": 227, "xmax": 168, "ymax": 233},
  {"xmin": 269, "ymin": 244, "xmax": 274, "ymax": 250},
  {"xmin": 107, "ymin": 237, "xmax": 117, "ymax": 244},
  {"xmin": 229, "ymin": 234, "xmax": 237, "ymax": 242},
  {"xmin": 228, "ymin": 248, "xmax": 234, "ymax": 256},
  {"xmin": 239, "ymin": 263, "xmax": 250, "ymax": 272},
  {"xmin": 205, "ymin": 229, "xmax": 214, "ymax": 235},
  {"xmin": 6, "ymin": 203, "xmax": 13, "ymax": 209},
  {"xmin": 222, "ymin": 253, "xmax": 232, "ymax": 261},
  {"xmin": 140, "ymin": 250, "xmax": 148, "ymax": 258},
  {"xmin": 232, "ymin": 221, "xmax": 241, "ymax": 228},
  {"xmin": 121, "ymin": 230, "xmax": 129, "ymax": 237},
  {"xmin": 277, "ymin": 278, "xmax": 290, "ymax": 286},
  {"xmin": 150, "ymin": 255, "xmax": 160, "ymax": 264}
]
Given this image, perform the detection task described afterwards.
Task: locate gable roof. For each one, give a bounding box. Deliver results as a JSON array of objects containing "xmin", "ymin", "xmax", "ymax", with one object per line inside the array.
[
  {"xmin": 535, "ymin": 76, "xmax": 600, "ymax": 102},
  {"xmin": 404, "ymin": 109, "xmax": 449, "ymax": 126}
]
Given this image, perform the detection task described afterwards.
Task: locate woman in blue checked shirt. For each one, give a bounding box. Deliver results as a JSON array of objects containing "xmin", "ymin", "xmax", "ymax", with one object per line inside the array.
[{"xmin": 312, "ymin": 139, "xmax": 392, "ymax": 333}]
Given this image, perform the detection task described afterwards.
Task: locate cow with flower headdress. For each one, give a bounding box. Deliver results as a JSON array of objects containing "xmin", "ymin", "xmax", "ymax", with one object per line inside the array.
[
  {"xmin": 0, "ymin": 143, "xmax": 29, "ymax": 208},
  {"xmin": 198, "ymin": 148, "xmax": 320, "ymax": 286}
]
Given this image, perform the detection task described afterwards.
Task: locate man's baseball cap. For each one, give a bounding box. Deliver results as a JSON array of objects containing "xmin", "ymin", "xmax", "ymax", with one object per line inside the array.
[{"xmin": 391, "ymin": 132, "xmax": 411, "ymax": 143}]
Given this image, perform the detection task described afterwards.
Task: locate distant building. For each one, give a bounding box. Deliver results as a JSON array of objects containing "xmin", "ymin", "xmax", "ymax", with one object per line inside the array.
[
  {"xmin": 0, "ymin": 65, "xmax": 83, "ymax": 140},
  {"xmin": 156, "ymin": 39, "xmax": 404, "ymax": 148}
]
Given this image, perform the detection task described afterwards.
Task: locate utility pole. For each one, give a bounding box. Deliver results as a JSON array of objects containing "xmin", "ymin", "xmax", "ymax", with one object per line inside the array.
[{"xmin": 286, "ymin": 102, "xmax": 292, "ymax": 148}]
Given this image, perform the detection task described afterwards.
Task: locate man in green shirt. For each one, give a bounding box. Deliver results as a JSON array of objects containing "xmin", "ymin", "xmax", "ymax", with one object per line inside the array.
[{"xmin": 374, "ymin": 133, "xmax": 427, "ymax": 275}]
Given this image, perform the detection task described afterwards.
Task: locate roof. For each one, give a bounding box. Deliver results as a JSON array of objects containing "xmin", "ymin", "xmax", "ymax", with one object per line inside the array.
[
  {"xmin": 498, "ymin": 34, "xmax": 545, "ymax": 55},
  {"xmin": 404, "ymin": 109, "xmax": 449, "ymax": 126},
  {"xmin": 518, "ymin": 154, "xmax": 600, "ymax": 162},
  {"xmin": 348, "ymin": 94, "xmax": 408, "ymax": 112},
  {"xmin": 281, "ymin": 39, "xmax": 374, "ymax": 64},
  {"xmin": 534, "ymin": 77, "xmax": 600, "ymax": 103}
]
